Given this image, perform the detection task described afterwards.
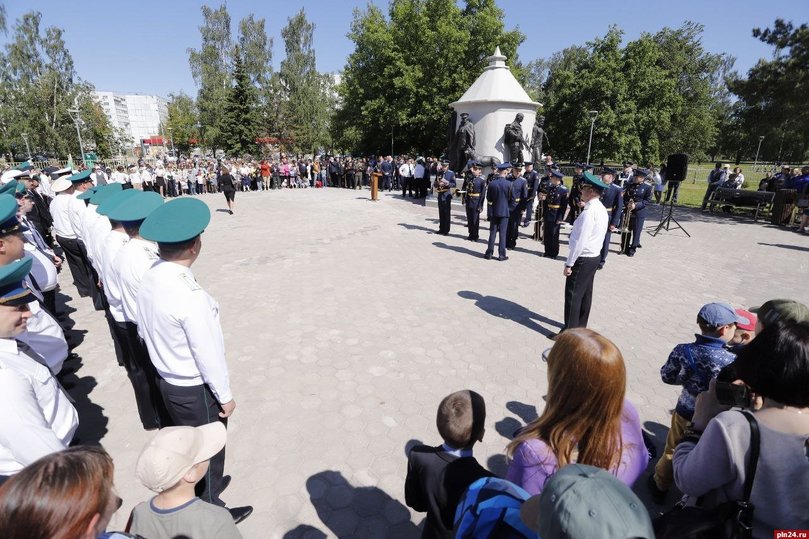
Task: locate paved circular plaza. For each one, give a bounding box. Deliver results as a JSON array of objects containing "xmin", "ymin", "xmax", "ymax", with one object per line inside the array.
[{"xmin": 63, "ymin": 188, "xmax": 808, "ymax": 538}]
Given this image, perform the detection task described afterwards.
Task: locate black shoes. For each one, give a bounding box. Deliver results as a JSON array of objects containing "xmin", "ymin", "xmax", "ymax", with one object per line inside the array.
[
  {"xmin": 228, "ymin": 209, "xmax": 233, "ymax": 215},
  {"xmin": 597, "ymin": 263, "xmax": 605, "ymax": 270},
  {"xmin": 484, "ymin": 253, "xmax": 492, "ymax": 260},
  {"xmin": 229, "ymin": 506, "xmax": 254, "ymax": 524},
  {"xmin": 627, "ymin": 249, "xmax": 636, "ymax": 257},
  {"xmin": 646, "ymin": 475, "xmax": 668, "ymax": 505},
  {"xmin": 499, "ymin": 255, "xmax": 509, "ymax": 261}
]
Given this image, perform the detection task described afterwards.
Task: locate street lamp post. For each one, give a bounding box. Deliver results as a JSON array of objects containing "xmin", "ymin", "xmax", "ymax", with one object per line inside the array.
[
  {"xmin": 21, "ymin": 133, "xmax": 31, "ymax": 160},
  {"xmin": 586, "ymin": 110, "xmax": 599, "ymax": 165},
  {"xmin": 167, "ymin": 127, "xmax": 175, "ymax": 157},
  {"xmin": 753, "ymin": 135, "xmax": 764, "ymax": 169},
  {"xmin": 67, "ymin": 108, "xmax": 86, "ymax": 167}
]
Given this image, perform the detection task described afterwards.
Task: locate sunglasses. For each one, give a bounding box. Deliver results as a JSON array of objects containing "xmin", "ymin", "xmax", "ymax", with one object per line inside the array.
[{"xmin": 541, "ymin": 348, "xmax": 552, "ymax": 362}]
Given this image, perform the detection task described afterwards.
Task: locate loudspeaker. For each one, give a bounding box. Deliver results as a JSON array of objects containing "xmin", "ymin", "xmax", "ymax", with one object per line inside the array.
[{"xmin": 665, "ymin": 153, "xmax": 688, "ymax": 182}]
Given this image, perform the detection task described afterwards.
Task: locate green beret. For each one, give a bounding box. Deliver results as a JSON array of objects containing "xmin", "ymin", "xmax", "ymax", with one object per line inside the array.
[
  {"xmin": 0, "ymin": 257, "xmax": 34, "ymax": 306},
  {"xmin": 106, "ymin": 191, "xmax": 164, "ymax": 222},
  {"xmin": 582, "ymin": 171, "xmax": 608, "ymax": 190},
  {"xmin": 97, "ymin": 189, "xmax": 138, "ymax": 217},
  {"xmin": 89, "ymin": 183, "xmax": 123, "ymax": 206},
  {"xmin": 68, "ymin": 169, "xmax": 93, "ymax": 183},
  {"xmin": 0, "ymin": 195, "xmax": 27, "ymax": 235},
  {"xmin": 140, "ymin": 198, "xmax": 211, "ymax": 244},
  {"xmin": 0, "ymin": 180, "xmax": 18, "ymax": 196}
]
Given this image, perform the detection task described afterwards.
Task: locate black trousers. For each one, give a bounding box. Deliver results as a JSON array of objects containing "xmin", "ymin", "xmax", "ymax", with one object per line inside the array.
[
  {"xmin": 438, "ymin": 195, "xmax": 452, "ymax": 234},
  {"xmin": 564, "ymin": 256, "xmax": 601, "ymax": 329},
  {"xmin": 523, "ymin": 200, "xmax": 535, "ymax": 226},
  {"xmin": 543, "ymin": 221, "xmax": 561, "ymax": 257},
  {"xmin": 121, "ymin": 322, "xmax": 167, "ymax": 430},
  {"xmin": 55, "ymin": 235, "xmax": 92, "ymax": 297},
  {"xmin": 486, "ymin": 216, "xmax": 508, "ymax": 258},
  {"xmin": 507, "ymin": 209, "xmax": 522, "ymax": 248},
  {"xmin": 600, "ymin": 229, "xmax": 612, "ymax": 264},
  {"xmin": 626, "ymin": 214, "xmax": 645, "ymax": 251},
  {"xmin": 158, "ymin": 379, "xmax": 227, "ymax": 506},
  {"xmin": 103, "ymin": 309, "xmax": 125, "ymax": 367},
  {"xmin": 665, "ymin": 181, "xmax": 680, "ymax": 203},
  {"xmin": 466, "ymin": 204, "xmax": 481, "ymax": 240}
]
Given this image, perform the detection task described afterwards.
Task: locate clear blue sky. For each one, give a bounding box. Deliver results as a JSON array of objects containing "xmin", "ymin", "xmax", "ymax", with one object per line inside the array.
[{"xmin": 2, "ymin": 0, "xmax": 806, "ymax": 97}]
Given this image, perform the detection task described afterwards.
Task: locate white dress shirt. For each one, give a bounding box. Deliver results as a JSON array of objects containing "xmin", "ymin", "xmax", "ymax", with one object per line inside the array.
[
  {"xmin": 101, "ymin": 230, "xmax": 129, "ymax": 323},
  {"xmin": 129, "ymin": 172, "xmax": 142, "ymax": 185},
  {"xmin": 25, "ymin": 243, "xmax": 58, "ymax": 293},
  {"xmin": 49, "ymin": 193, "xmax": 77, "ymax": 239},
  {"xmin": 79, "ymin": 204, "xmax": 101, "ymax": 251},
  {"xmin": 67, "ymin": 192, "xmax": 89, "ymax": 241},
  {"xmin": 113, "ymin": 238, "xmax": 159, "ymax": 323},
  {"xmin": 565, "ymin": 197, "xmax": 609, "ymax": 267},
  {"xmin": 88, "ymin": 216, "xmax": 112, "ymax": 274},
  {"xmin": 137, "ymin": 260, "xmax": 232, "ymax": 404},
  {"xmin": 0, "ymin": 338, "xmax": 78, "ymax": 475},
  {"xmin": 111, "ymin": 171, "xmax": 128, "ymax": 184}
]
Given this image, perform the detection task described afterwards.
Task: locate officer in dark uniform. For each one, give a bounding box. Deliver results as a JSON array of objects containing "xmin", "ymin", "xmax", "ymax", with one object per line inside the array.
[
  {"xmin": 464, "ymin": 161, "xmax": 486, "ymax": 241},
  {"xmin": 485, "ymin": 163, "xmax": 513, "ymax": 261},
  {"xmin": 506, "ymin": 162, "xmax": 528, "ymax": 249},
  {"xmin": 521, "ymin": 162, "xmax": 540, "ymax": 227},
  {"xmin": 622, "ymin": 168, "xmax": 653, "ymax": 257},
  {"xmin": 379, "ymin": 157, "xmax": 393, "ymax": 191},
  {"xmin": 598, "ymin": 167, "xmax": 624, "ymax": 269},
  {"xmin": 434, "ymin": 161, "xmax": 456, "ymax": 235},
  {"xmin": 565, "ymin": 163, "xmax": 584, "ymax": 224},
  {"xmin": 542, "ymin": 170, "xmax": 568, "ymax": 258}
]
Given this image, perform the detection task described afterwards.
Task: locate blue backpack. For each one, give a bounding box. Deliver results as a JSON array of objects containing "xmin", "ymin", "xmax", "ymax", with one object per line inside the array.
[{"xmin": 454, "ymin": 477, "xmax": 536, "ymax": 538}]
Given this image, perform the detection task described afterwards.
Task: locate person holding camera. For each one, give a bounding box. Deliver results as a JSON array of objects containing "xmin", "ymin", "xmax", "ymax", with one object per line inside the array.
[
  {"xmin": 672, "ymin": 321, "xmax": 809, "ymax": 536},
  {"xmin": 647, "ymin": 302, "xmax": 747, "ymax": 504}
]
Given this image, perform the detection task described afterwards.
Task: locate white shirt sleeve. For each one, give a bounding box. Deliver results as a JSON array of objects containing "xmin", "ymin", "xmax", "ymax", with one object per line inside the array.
[
  {"xmin": 565, "ymin": 210, "xmax": 590, "ymax": 266},
  {"xmin": 0, "ymin": 369, "xmax": 69, "ymax": 467},
  {"xmin": 181, "ymin": 294, "xmax": 233, "ymax": 404},
  {"xmin": 18, "ymin": 303, "xmax": 67, "ymax": 375}
]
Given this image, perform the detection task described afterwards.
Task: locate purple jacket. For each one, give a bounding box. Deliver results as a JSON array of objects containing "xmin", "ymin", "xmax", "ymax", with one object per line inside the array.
[{"xmin": 506, "ymin": 400, "xmax": 649, "ymax": 495}]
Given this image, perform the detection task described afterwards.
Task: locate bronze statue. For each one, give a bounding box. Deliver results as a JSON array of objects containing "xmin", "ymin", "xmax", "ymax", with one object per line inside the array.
[
  {"xmin": 503, "ymin": 113, "xmax": 529, "ymax": 164},
  {"xmin": 448, "ymin": 112, "xmax": 476, "ymax": 172},
  {"xmin": 530, "ymin": 116, "xmax": 550, "ymax": 168}
]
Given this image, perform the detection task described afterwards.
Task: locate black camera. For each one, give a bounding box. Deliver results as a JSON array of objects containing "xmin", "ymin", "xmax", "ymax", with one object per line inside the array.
[{"xmin": 715, "ymin": 381, "xmax": 751, "ymax": 407}]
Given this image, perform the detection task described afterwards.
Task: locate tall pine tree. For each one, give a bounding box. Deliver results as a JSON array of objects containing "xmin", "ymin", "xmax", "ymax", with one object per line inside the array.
[{"xmin": 221, "ymin": 46, "xmax": 259, "ymax": 157}]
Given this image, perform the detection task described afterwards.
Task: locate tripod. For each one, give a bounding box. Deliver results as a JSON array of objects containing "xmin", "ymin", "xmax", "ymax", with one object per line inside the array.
[{"xmin": 652, "ymin": 197, "xmax": 690, "ymax": 237}]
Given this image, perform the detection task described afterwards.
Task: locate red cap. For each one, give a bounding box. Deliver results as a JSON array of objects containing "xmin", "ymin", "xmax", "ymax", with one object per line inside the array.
[{"xmin": 735, "ymin": 308, "xmax": 757, "ymax": 332}]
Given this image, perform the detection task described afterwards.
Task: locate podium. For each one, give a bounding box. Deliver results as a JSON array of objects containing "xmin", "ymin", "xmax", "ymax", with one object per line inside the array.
[{"xmin": 371, "ymin": 172, "xmax": 382, "ymax": 201}]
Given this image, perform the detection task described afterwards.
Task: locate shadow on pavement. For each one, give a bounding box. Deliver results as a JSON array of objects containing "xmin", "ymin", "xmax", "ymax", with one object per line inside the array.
[
  {"xmin": 486, "ymin": 454, "xmax": 508, "ymax": 478},
  {"xmin": 506, "ymin": 401, "xmax": 539, "ymax": 424},
  {"xmin": 61, "ymin": 354, "xmax": 109, "ymax": 445},
  {"xmin": 757, "ymin": 241, "xmax": 809, "ymax": 252},
  {"xmin": 495, "ymin": 417, "xmax": 522, "ymax": 441},
  {"xmin": 457, "ymin": 291, "xmax": 563, "ymax": 338},
  {"xmin": 432, "ymin": 241, "xmax": 486, "ymax": 259},
  {"xmin": 306, "ymin": 470, "xmax": 420, "ymax": 538},
  {"xmin": 282, "ymin": 525, "xmax": 327, "ymax": 539}
]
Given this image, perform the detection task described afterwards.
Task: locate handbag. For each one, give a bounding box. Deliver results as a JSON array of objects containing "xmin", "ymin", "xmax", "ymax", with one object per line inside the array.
[{"xmin": 652, "ymin": 411, "xmax": 760, "ymax": 539}]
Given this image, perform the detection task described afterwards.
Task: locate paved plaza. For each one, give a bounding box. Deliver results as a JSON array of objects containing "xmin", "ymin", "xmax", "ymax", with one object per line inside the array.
[{"xmin": 62, "ymin": 187, "xmax": 808, "ymax": 538}]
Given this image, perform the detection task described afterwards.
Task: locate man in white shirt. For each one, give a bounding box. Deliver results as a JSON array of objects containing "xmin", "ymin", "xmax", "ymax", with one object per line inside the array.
[
  {"xmin": 109, "ymin": 191, "xmax": 166, "ymax": 430},
  {"xmin": 562, "ymin": 172, "xmax": 609, "ymax": 331},
  {"xmin": 111, "ymin": 165, "xmax": 128, "ymax": 185},
  {"xmin": 129, "ymin": 165, "xmax": 142, "ymax": 190},
  {"xmin": 49, "ymin": 177, "xmax": 92, "ymax": 297},
  {"xmin": 0, "ymin": 257, "xmax": 78, "ymax": 480},
  {"xmin": 137, "ymin": 198, "xmax": 246, "ymax": 519}
]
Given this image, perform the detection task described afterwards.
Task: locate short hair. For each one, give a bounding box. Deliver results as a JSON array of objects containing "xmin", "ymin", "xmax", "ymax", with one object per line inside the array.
[
  {"xmin": 0, "ymin": 446, "xmax": 115, "ymax": 539},
  {"xmin": 735, "ymin": 321, "xmax": 809, "ymax": 407},
  {"xmin": 697, "ymin": 315, "xmax": 721, "ymax": 334},
  {"xmin": 436, "ymin": 390, "xmax": 486, "ymax": 449},
  {"xmin": 158, "ymin": 236, "xmax": 199, "ymax": 259}
]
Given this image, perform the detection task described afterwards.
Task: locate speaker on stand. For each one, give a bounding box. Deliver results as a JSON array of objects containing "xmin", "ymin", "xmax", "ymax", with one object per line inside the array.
[{"xmin": 652, "ymin": 153, "xmax": 691, "ymax": 238}]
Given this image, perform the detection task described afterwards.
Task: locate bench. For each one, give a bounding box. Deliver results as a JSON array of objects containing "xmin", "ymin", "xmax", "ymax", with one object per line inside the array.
[{"xmin": 708, "ymin": 188, "xmax": 774, "ymax": 222}]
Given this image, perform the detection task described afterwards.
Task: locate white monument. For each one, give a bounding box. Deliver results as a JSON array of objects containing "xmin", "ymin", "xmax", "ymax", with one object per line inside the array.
[{"xmin": 450, "ymin": 47, "xmax": 541, "ymax": 166}]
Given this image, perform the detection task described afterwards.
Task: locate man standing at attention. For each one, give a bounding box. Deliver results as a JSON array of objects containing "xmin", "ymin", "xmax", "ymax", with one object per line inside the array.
[
  {"xmin": 484, "ymin": 163, "xmax": 514, "ymax": 261},
  {"xmin": 562, "ymin": 172, "xmax": 609, "ymax": 332},
  {"xmin": 464, "ymin": 161, "xmax": 486, "ymax": 242},
  {"xmin": 434, "ymin": 161, "xmax": 456, "ymax": 236},
  {"xmin": 136, "ymin": 198, "xmax": 252, "ymax": 524}
]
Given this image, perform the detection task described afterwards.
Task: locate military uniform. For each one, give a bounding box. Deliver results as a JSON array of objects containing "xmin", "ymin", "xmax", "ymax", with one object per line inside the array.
[
  {"xmin": 485, "ymin": 164, "xmax": 514, "ymax": 260},
  {"xmin": 521, "ymin": 168, "xmax": 540, "ymax": 227},
  {"xmin": 543, "ymin": 173, "xmax": 568, "ymax": 258},
  {"xmin": 435, "ymin": 168, "xmax": 456, "ymax": 235},
  {"xmin": 506, "ymin": 170, "xmax": 528, "ymax": 249},
  {"xmin": 599, "ymin": 174, "xmax": 624, "ymax": 268},
  {"xmin": 465, "ymin": 171, "xmax": 487, "ymax": 241},
  {"xmin": 622, "ymin": 171, "xmax": 653, "ymax": 256},
  {"xmin": 566, "ymin": 169, "xmax": 583, "ymax": 224}
]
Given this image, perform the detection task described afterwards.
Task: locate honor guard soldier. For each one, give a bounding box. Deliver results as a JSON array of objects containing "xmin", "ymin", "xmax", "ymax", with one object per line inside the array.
[
  {"xmin": 506, "ymin": 162, "xmax": 528, "ymax": 249},
  {"xmin": 434, "ymin": 161, "xmax": 456, "ymax": 236},
  {"xmin": 484, "ymin": 163, "xmax": 514, "ymax": 260},
  {"xmin": 621, "ymin": 168, "xmax": 653, "ymax": 257},
  {"xmin": 542, "ymin": 170, "xmax": 568, "ymax": 259},
  {"xmin": 566, "ymin": 163, "xmax": 584, "ymax": 224},
  {"xmin": 464, "ymin": 161, "xmax": 486, "ymax": 241},
  {"xmin": 136, "ymin": 198, "xmax": 253, "ymax": 524},
  {"xmin": 598, "ymin": 167, "xmax": 624, "ymax": 269},
  {"xmin": 0, "ymin": 257, "xmax": 78, "ymax": 479},
  {"xmin": 521, "ymin": 162, "xmax": 540, "ymax": 227}
]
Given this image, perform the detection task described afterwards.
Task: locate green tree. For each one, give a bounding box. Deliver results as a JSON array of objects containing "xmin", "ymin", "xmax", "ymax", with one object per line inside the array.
[
  {"xmin": 279, "ymin": 8, "xmax": 331, "ymax": 154},
  {"xmin": 0, "ymin": 11, "xmax": 110, "ymax": 159},
  {"xmin": 729, "ymin": 19, "xmax": 809, "ymax": 164},
  {"xmin": 221, "ymin": 46, "xmax": 259, "ymax": 156},
  {"xmin": 334, "ymin": 0, "xmax": 525, "ymax": 155},
  {"xmin": 188, "ymin": 4, "xmax": 232, "ymax": 153},
  {"xmin": 166, "ymin": 92, "xmax": 199, "ymax": 154}
]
